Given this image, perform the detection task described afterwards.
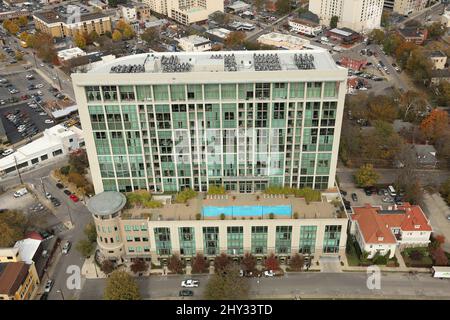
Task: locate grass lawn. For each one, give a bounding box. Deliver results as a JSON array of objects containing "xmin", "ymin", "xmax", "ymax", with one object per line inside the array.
[{"xmin": 401, "ymin": 247, "xmax": 434, "ymax": 268}]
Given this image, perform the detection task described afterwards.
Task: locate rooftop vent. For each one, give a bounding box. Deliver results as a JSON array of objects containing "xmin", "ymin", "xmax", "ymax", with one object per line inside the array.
[
  {"xmin": 294, "ymin": 53, "xmax": 315, "ymax": 70},
  {"xmin": 160, "ymin": 55, "xmax": 192, "ymax": 73},
  {"xmin": 253, "ymin": 53, "xmax": 281, "ymax": 71},
  {"xmin": 110, "ymin": 64, "xmax": 145, "ymax": 73},
  {"xmin": 224, "ymin": 54, "xmax": 237, "ymax": 71}
]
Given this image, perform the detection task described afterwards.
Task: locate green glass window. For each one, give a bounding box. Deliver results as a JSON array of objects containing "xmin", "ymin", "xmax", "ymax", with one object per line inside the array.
[
  {"xmin": 85, "ymin": 86, "xmax": 101, "ymax": 101},
  {"xmin": 315, "ymin": 176, "xmax": 329, "ymax": 189},
  {"xmin": 204, "ymin": 84, "xmax": 220, "ymax": 100},
  {"xmin": 153, "ymin": 85, "xmax": 169, "ymax": 101},
  {"xmin": 102, "ymin": 179, "xmax": 117, "ymax": 191},
  {"xmin": 154, "ymin": 227, "xmax": 171, "ymax": 256},
  {"xmin": 170, "ymin": 85, "xmax": 186, "ymax": 101},
  {"xmin": 179, "ymin": 227, "xmax": 196, "ymax": 256},
  {"xmin": 227, "ymin": 226, "xmax": 243, "ymax": 255},
  {"xmin": 203, "ymin": 227, "xmax": 219, "ymax": 256},
  {"xmin": 122, "ymin": 105, "xmax": 139, "ymax": 130},
  {"xmin": 238, "ymin": 83, "xmax": 254, "ymax": 100},
  {"xmin": 187, "ymin": 84, "xmax": 202, "ymax": 100},
  {"xmin": 275, "ymin": 226, "xmax": 292, "ymax": 254},
  {"xmin": 102, "ymin": 86, "xmax": 117, "ymax": 101},
  {"xmin": 136, "ymin": 85, "xmax": 152, "ymax": 101},
  {"xmin": 321, "ymin": 101, "xmax": 337, "ymax": 127},
  {"xmin": 289, "ymin": 82, "xmax": 305, "ymax": 98},
  {"xmin": 316, "ymin": 153, "xmax": 331, "ymax": 175},
  {"xmin": 323, "ymin": 82, "xmax": 338, "ymax": 97},
  {"xmin": 318, "ymin": 128, "xmax": 334, "ymax": 152},
  {"xmin": 272, "ymin": 82, "xmax": 287, "ymax": 99},
  {"xmin": 222, "ymin": 103, "xmax": 236, "ymax": 128},
  {"xmin": 98, "ymin": 155, "xmax": 114, "ymax": 177},
  {"xmin": 113, "ymin": 155, "xmax": 130, "ymax": 178},
  {"xmin": 299, "ymin": 226, "xmax": 317, "ymax": 254},
  {"xmin": 119, "ymin": 85, "xmax": 135, "ymax": 101},
  {"xmin": 221, "ymin": 84, "xmax": 236, "ymax": 100},
  {"xmin": 323, "ymin": 225, "xmax": 342, "ymax": 253},
  {"xmin": 251, "ymin": 226, "xmax": 268, "ymax": 254},
  {"xmin": 94, "ymin": 132, "xmax": 110, "ymax": 155},
  {"xmin": 301, "ymin": 153, "xmax": 316, "ymax": 175},
  {"xmin": 105, "ymin": 105, "xmax": 122, "ymax": 130},
  {"xmin": 306, "ymin": 82, "xmax": 322, "ymax": 98},
  {"xmin": 89, "ymin": 105, "xmax": 106, "ymax": 130},
  {"xmin": 109, "ymin": 131, "xmax": 126, "ymax": 154}
]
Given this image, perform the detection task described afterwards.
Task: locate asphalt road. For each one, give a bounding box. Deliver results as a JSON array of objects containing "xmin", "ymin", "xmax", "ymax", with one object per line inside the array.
[
  {"xmin": 78, "ymin": 272, "xmax": 450, "ymax": 300},
  {"xmin": 0, "ymin": 155, "xmax": 92, "ymax": 301}
]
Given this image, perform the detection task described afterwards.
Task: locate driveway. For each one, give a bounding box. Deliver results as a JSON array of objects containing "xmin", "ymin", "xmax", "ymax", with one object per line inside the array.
[
  {"xmin": 422, "ymin": 192, "xmax": 450, "ymax": 252},
  {"xmin": 319, "ymin": 256, "xmax": 342, "ymax": 273}
]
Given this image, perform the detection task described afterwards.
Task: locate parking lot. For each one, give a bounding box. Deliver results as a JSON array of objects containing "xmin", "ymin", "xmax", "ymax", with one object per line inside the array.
[
  {"xmin": 0, "ymin": 187, "xmax": 62, "ymax": 231},
  {"xmin": 0, "ymin": 69, "xmax": 58, "ymax": 105},
  {"xmin": 0, "ymin": 102, "xmax": 55, "ymax": 144}
]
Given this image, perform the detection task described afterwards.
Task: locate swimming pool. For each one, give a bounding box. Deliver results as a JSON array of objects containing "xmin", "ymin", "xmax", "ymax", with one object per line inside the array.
[{"xmin": 202, "ymin": 205, "xmax": 292, "ymax": 217}]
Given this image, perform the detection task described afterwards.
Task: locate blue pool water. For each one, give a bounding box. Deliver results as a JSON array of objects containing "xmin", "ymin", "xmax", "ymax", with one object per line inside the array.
[{"xmin": 202, "ymin": 205, "xmax": 292, "ymax": 217}]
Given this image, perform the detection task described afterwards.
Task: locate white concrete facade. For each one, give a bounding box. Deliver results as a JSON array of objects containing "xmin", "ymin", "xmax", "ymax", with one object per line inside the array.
[
  {"xmin": 144, "ymin": 0, "xmax": 223, "ymax": 25},
  {"xmin": 72, "ymin": 50, "xmax": 347, "ymax": 195},
  {"xmin": 309, "ymin": 0, "xmax": 384, "ymax": 33},
  {"xmin": 177, "ymin": 35, "xmax": 212, "ymax": 52},
  {"xmin": 288, "ymin": 19, "xmax": 323, "ymax": 36},
  {"xmin": 0, "ymin": 125, "xmax": 84, "ymax": 175}
]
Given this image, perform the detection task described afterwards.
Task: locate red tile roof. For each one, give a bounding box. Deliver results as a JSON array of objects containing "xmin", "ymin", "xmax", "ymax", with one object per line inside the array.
[{"xmin": 351, "ymin": 203, "xmax": 432, "ymax": 245}]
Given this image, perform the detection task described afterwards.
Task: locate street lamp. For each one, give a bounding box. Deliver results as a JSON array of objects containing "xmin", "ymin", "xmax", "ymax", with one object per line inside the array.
[{"xmin": 13, "ymin": 155, "xmax": 24, "ymax": 185}]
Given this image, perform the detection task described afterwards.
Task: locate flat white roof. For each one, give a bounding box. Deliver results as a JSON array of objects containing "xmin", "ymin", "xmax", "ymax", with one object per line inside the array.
[
  {"xmin": 178, "ymin": 35, "xmax": 211, "ymax": 45},
  {"xmin": 89, "ymin": 50, "xmax": 339, "ymax": 74},
  {"xmin": 14, "ymin": 238, "xmax": 42, "ymax": 265},
  {"xmin": 329, "ymin": 28, "xmax": 352, "ymax": 37}
]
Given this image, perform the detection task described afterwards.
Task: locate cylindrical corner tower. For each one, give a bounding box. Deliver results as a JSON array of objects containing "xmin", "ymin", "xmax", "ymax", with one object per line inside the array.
[{"xmin": 87, "ymin": 191, "xmax": 127, "ymax": 263}]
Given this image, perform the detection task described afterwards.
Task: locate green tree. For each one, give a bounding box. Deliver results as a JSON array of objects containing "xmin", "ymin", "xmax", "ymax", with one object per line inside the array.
[
  {"xmin": 397, "ymin": 90, "xmax": 428, "ymax": 123},
  {"xmin": 68, "ymin": 149, "xmax": 89, "ymax": 174},
  {"xmin": 123, "ymin": 25, "xmax": 135, "ymax": 39},
  {"xmin": 130, "ymin": 258, "xmax": 149, "ymax": 274},
  {"xmin": 84, "ymin": 222, "xmax": 97, "ymax": 243},
  {"xmin": 141, "ymin": 27, "xmax": 159, "ymax": 46},
  {"xmin": 74, "ymin": 32, "xmax": 87, "ymax": 49},
  {"xmin": 405, "ymin": 48, "xmax": 432, "ymax": 82},
  {"xmin": 167, "ymin": 254, "xmax": 184, "ymax": 274},
  {"xmin": 288, "ymin": 253, "xmax": 305, "ymax": 271},
  {"xmin": 112, "ymin": 30, "xmax": 123, "ymax": 42},
  {"xmin": 17, "ymin": 16, "xmax": 28, "ymax": 27},
  {"xmin": 330, "ymin": 15, "xmax": 339, "ymax": 28},
  {"xmin": 254, "ymin": 0, "xmax": 264, "ymax": 11},
  {"xmin": 100, "ymin": 260, "xmax": 115, "ymax": 274},
  {"xmin": 354, "ymin": 164, "xmax": 379, "ymax": 187},
  {"xmin": 15, "ymin": 51, "xmax": 23, "ymax": 61},
  {"xmin": 440, "ymin": 177, "xmax": 450, "ymax": 204},
  {"xmin": 369, "ymin": 29, "xmax": 385, "ymax": 44},
  {"xmin": 368, "ymin": 95, "xmax": 397, "ymax": 123},
  {"xmin": 275, "ymin": 0, "xmax": 291, "ymax": 14},
  {"xmin": 192, "ymin": 253, "xmax": 208, "ymax": 273},
  {"xmin": 0, "ymin": 210, "xmax": 28, "ymax": 247},
  {"xmin": 89, "ymin": 30, "xmax": 100, "ymax": 42},
  {"xmin": 240, "ymin": 253, "xmax": 257, "ymax": 273},
  {"xmin": 224, "ymin": 31, "xmax": 246, "ymax": 49},
  {"xmin": 362, "ymin": 121, "xmax": 404, "ymax": 161},
  {"xmin": 204, "ymin": 265, "xmax": 249, "ymax": 300},
  {"xmin": 76, "ymin": 239, "xmax": 95, "ymax": 257},
  {"xmin": 104, "ymin": 270, "xmax": 141, "ymax": 300},
  {"xmin": 427, "ymin": 22, "xmax": 445, "ymax": 39},
  {"xmin": 214, "ymin": 253, "xmax": 231, "ymax": 273}
]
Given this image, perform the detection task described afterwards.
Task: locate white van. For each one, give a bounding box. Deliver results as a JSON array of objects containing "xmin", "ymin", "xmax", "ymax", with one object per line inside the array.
[
  {"xmin": 2, "ymin": 148, "xmax": 14, "ymax": 156},
  {"xmin": 13, "ymin": 188, "xmax": 28, "ymax": 198},
  {"xmin": 387, "ymin": 185, "xmax": 397, "ymax": 197},
  {"xmin": 321, "ymin": 36, "xmax": 329, "ymax": 42}
]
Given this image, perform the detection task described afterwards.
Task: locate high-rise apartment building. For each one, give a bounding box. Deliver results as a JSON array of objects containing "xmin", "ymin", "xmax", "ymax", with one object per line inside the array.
[
  {"xmin": 72, "ymin": 50, "xmax": 347, "ymax": 195},
  {"xmin": 144, "ymin": 0, "xmax": 223, "ymax": 25},
  {"xmin": 384, "ymin": 0, "xmax": 428, "ymax": 16},
  {"xmin": 309, "ymin": 0, "xmax": 384, "ymax": 32}
]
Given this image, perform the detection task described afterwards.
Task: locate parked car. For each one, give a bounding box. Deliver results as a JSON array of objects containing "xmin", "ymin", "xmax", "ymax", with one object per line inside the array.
[
  {"xmin": 14, "ymin": 188, "xmax": 28, "ymax": 198},
  {"xmin": 382, "ymin": 196, "xmax": 394, "ymax": 203},
  {"xmin": 340, "ymin": 189, "xmax": 348, "ymax": 197},
  {"xmin": 351, "ymin": 193, "xmax": 358, "ymax": 202},
  {"xmin": 62, "ymin": 241, "xmax": 71, "ymax": 254},
  {"xmin": 63, "ymin": 190, "xmax": 72, "ymax": 196},
  {"xmin": 264, "ymin": 270, "xmax": 274, "ymax": 277},
  {"xmin": 69, "ymin": 194, "xmax": 79, "ymax": 202},
  {"xmin": 56, "ymin": 183, "xmax": 64, "ymax": 189},
  {"xmin": 181, "ymin": 279, "xmax": 199, "ymax": 288},
  {"xmin": 44, "ymin": 279, "xmax": 53, "ymax": 292},
  {"xmin": 45, "ymin": 192, "xmax": 52, "ymax": 199},
  {"xmin": 179, "ymin": 289, "xmax": 194, "ymax": 297},
  {"xmin": 44, "ymin": 119, "xmax": 54, "ymax": 124}
]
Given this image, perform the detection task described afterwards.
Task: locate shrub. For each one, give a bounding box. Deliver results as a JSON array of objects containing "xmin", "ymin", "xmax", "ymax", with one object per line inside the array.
[
  {"xmin": 175, "ymin": 188, "xmax": 197, "ymax": 203},
  {"xmin": 195, "ymin": 213, "xmax": 201, "ymax": 220},
  {"xmin": 293, "ymin": 212, "xmax": 299, "ymax": 219},
  {"xmin": 372, "ymin": 253, "xmax": 388, "ymax": 265},
  {"xmin": 60, "ymin": 165, "xmax": 70, "ymax": 176},
  {"xmin": 409, "ymin": 249, "xmax": 424, "ymax": 261},
  {"xmin": 207, "ymin": 185, "xmax": 226, "ymax": 195},
  {"xmin": 220, "ymin": 213, "xmax": 226, "ymax": 220},
  {"xmin": 268, "ymin": 213, "xmax": 274, "ymax": 219}
]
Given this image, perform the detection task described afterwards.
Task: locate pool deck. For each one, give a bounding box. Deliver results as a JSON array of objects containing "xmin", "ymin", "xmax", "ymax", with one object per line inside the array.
[{"xmin": 125, "ymin": 193, "xmax": 344, "ymax": 221}]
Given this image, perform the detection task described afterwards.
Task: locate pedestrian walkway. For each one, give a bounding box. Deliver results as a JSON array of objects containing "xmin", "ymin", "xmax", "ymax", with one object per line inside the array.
[
  {"xmin": 395, "ymin": 250, "xmax": 407, "ymax": 268},
  {"xmin": 81, "ymin": 256, "xmax": 107, "ymax": 279}
]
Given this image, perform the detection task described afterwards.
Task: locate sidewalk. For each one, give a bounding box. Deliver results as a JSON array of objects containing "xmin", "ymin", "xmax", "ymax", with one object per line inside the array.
[{"xmin": 81, "ymin": 256, "xmax": 107, "ymax": 279}]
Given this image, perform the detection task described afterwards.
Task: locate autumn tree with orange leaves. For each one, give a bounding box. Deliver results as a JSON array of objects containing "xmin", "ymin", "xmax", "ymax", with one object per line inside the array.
[{"xmin": 420, "ymin": 109, "xmax": 449, "ymax": 142}]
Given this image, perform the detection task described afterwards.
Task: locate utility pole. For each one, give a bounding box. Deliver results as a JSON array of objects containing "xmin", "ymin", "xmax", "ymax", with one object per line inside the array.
[
  {"xmin": 14, "ymin": 155, "xmax": 24, "ymax": 185},
  {"xmin": 56, "ymin": 289, "xmax": 65, "ymax": 300},
  {"xmin": 32, "ymin": 51, "xmax": 37, "ymax": 68}
]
